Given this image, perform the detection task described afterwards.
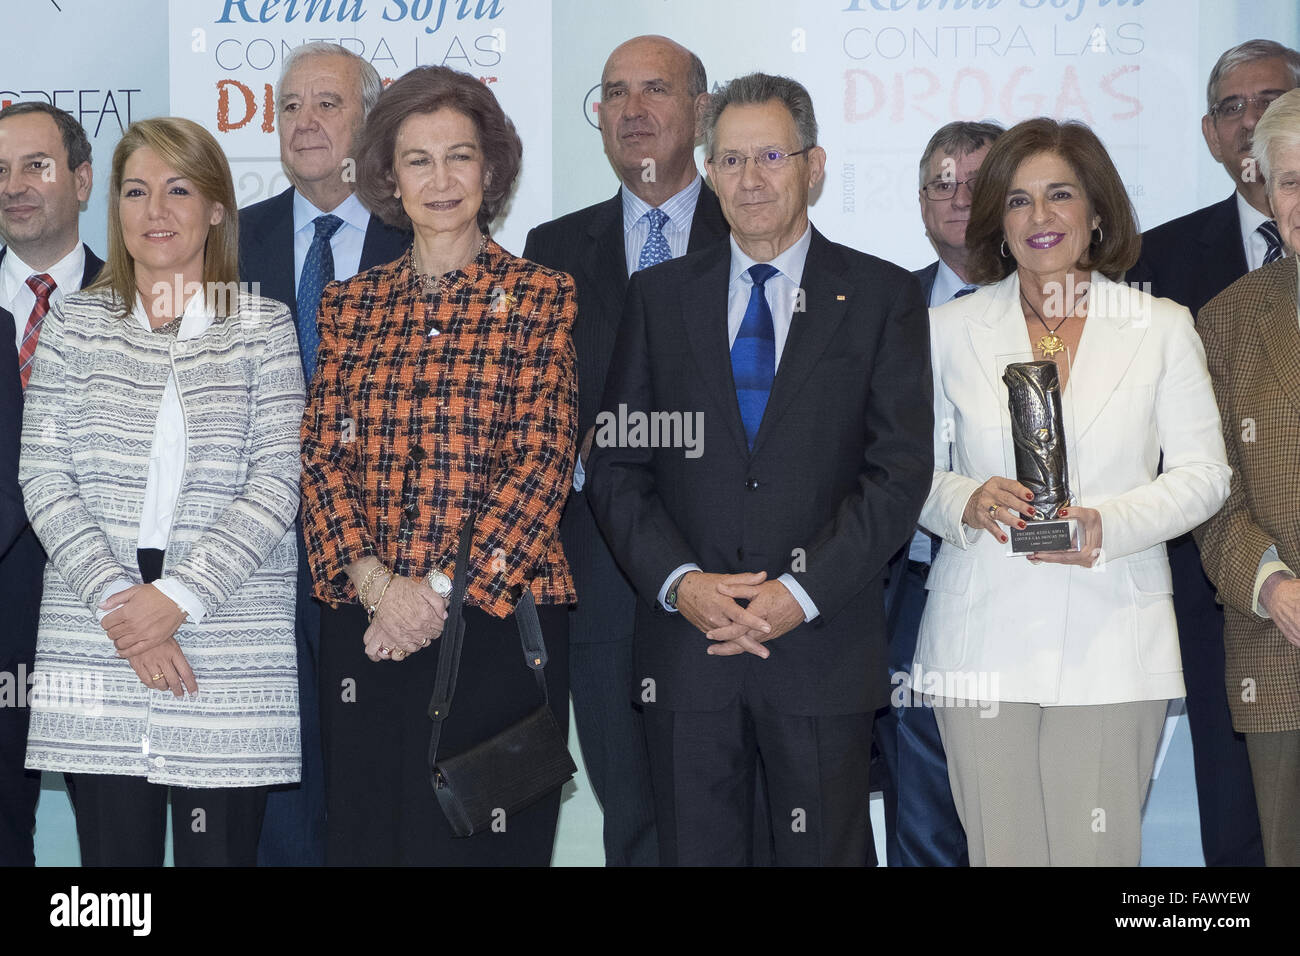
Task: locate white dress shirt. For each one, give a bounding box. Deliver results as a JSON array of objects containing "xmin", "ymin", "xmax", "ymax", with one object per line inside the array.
[
  {"xmin": 1237, "ymin": 191, "xmax": 1277, "ymax": 272},
  {"xmin": 1, "ymin": 243, "xmax": 85, "ymax": 352},
  {"xmin": 621, "ymin": 175, "xmax": 704, "ymax": 276},
  {"xmin": 292, "ymin": 189, "xmax": 369, "ymax": 290},
  {"xmin": 658, "ymin": 225, "xmax": 821, "ymax": 622},
  {"xmin": 573, "ymin": 175, "xmax": 707, "ymax": 493},
  {"xmin": 97, "ymin": 290, "xmax": 213, "ymax": 624}
]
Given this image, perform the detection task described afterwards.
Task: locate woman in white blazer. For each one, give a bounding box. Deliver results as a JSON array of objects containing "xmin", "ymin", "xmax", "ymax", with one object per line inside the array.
[
  {"xmin": 914, "ymin": 118, "xmax": 1230, "ymax": 866},
  {"xmin": 18, "ymin": 118, "xmax": 304, "ymax": 865}
]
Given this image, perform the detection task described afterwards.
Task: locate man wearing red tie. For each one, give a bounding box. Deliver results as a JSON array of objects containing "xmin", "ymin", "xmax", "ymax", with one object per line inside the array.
[{"xmin": 0, "ymin": 101, "xmax": 103, "ymax": 866}]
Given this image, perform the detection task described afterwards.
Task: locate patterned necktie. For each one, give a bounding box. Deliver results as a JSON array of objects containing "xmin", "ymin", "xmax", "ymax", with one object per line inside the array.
[
  {"xmin": 732, "ymin": 263, "xmax": 778, "ymax": 450},
  {"xmin": 1259, "ymin": 220, "xmax": 1284, "ymax": 266},
  {"xmin": 19, "ymin": 274, "xmax": 55, "ymax": 391},
  {"xmin": 296, "ymin": 214, "xmax": 344, "ymax": 383},
  {"xmin": 638, "ymin": 208, "xmax": 671, "ymax": 270},
  {"xmin": 953, "ymin": 283, "xmax": 977, "ymax": 300}
]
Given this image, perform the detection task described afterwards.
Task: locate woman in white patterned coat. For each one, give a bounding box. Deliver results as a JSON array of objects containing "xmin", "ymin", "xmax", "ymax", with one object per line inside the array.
[{"xmin": 18, "ymin": 117, "xmax": 303, "ymax": 866}]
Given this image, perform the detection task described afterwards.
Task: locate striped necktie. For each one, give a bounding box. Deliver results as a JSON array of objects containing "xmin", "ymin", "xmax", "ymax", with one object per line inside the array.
[
  {"xmin": 732, "ymin": 264, "xmax": 778, "ymax": 450},
  {"xmin": 18, "ymin": 273, "xmax": 55, "ymax": 391},
  {"xmin": 1259, "ymin": 220, "xmax": 1284, "ymax": 266}
]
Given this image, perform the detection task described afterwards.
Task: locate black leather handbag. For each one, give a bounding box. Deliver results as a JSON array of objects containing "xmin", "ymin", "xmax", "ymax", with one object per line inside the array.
[{"xmin": 426, "ymin": 516, "xmax": 577, "ymax": 837}]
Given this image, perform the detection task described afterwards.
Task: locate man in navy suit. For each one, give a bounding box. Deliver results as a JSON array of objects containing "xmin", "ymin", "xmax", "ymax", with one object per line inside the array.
[
  {"xmin": 588, "ymin": 73, "xmax": 931, "ymax": 865},
  {"xmin": 522, "ymin": 35, "xmax": 728, "ymax": 867},
  {"xmin": 238, "ymin": 41, "xmax": 409, "ymax": 867},
  {"xmin": 0, "ymin": 101, "xmax": 103, "ymax": 866},
  {"xmin": 1128, "ymin": 38, "xmax": 1300, "ymax": 867},
  {"xmin": 875, "ymin": 120, "xmax": 1002, "ymax": 867}
]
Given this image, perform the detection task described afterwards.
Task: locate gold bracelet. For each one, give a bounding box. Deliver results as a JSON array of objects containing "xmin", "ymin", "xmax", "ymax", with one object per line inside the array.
[
  {"xmin": 358, "ymin": 563, "xmax": 388, "ymax": 610},
  {"xmin": 368, "ymin": 572, "xmax": 396, "ymax": 622}
]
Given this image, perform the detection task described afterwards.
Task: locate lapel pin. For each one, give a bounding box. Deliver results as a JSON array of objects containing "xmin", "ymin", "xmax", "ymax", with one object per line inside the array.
[
  {"xmin": 836, "ymin": 294, "xmax": 847, "ymax": 301},
  {"xmin": 428, "ymin": 327, "xmax": 440, "ymax": 337}
]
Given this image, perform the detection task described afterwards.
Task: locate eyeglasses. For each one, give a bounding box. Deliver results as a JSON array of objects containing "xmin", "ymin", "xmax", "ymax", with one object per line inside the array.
[
  {"xmin": 922, "ymin": 177, "xmax": 978, "ymax": 202},
  {"xmin": 1209, "ymin": 92, "xmax": 1284, "ymax": 121},
  {"xmin": 708, "ymin": 148, "xmax": 809, "ymax": 176}
]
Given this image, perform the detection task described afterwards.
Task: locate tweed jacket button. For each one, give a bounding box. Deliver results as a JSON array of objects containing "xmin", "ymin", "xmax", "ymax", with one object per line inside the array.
[
  {"xmin": 412, "ymin": 381, "xmax": 430, "ymax": 397},
  {"xmin": 409, "ymin": 445, "xmax": 427, "ymax": 462}
]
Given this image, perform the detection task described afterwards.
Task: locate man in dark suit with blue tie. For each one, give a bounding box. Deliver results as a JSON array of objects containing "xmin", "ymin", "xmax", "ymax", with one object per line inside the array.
[
  {"xmin": 0, "ymin": 101, "xmax": 103, "ymax": 865},
  {"xmin": 523, "ymin": 35, "xmax": 728, "ymax": 866},
  {"xmin": 874, "ymin": 120, "xmax": 1002, "ymax": 867},
  {"xmin": 238, "ymin": 42, "xmax": 409, "ymax": 866},
  {"xmin": 587, "ymin": 73, "xmax": 932, "ymax": 865},
  {"xmin": 1127, "ymin": 38, "xmax": 1300, "ymax": 867}
]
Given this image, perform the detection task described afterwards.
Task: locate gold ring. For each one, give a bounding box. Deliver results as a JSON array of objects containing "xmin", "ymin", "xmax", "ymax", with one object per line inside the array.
[
  {"xmin": 420, "ymin": 637, "xmax": 431, "ymax": 648},
  {"xmin": 392, "ymin": 648, "xmax": 407, "ymax": 661},
  {"xmin": 152, "ymin": 673, "xmax": 165, "ymax": 682},
  {"xmin": 987, "ymin": 504, "xmax": 998, "ymax": 517},
  {"xmin": 378, "ymin": 645, "xmax": 390, "ymax": 657}
]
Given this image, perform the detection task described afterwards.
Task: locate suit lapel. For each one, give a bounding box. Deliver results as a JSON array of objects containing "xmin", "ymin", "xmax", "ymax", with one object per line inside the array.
[
  {"xmin": 245, "ymin": 188, "xmax": 299, "ymax": 319},
  {"xmin": 679, "ymin": 243, "xmax": 750, "ymax": 459},
  {"xmin": 965, "ymin": 274, "xmax": 1029, "ymax": 401},
  {"xmin": 359, "ymin": 212, "xmax": 410, "ymax": 271},
  {"xmin": 79, "ymin": 244, "xmax": 105, "ymax": 288},
  {"xmin": 585, "ymin": 194, "xmax": 629, "ymax": 331},
  {"xmin": 1066, "ymin": 273, "xmax": 1151, "ymax": 438},
  {"xmin": 750, "ymin": 231, "xmax": 849, "ymax": 455},
  {"xmin": 1195, "ymin": 196, "xmax": 1249, "ymax": 316},
  {"xmin": 1257, "ymin": 260, "xmax": 1300, "ymax": 416}
]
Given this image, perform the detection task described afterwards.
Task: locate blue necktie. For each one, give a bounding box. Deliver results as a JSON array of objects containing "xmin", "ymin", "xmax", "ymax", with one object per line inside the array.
[
  {"xmin": 638, "ymin": 208, "xmax": 671, "ymax": 270},
  {"xmin": 732, "ymin": 263, "xmax": 778, "ymax": 450},
  {"xmin": 952, "ymin": 283, "xmax": 977, "ymax": 300},
  {"xmin": 1259, "ymin": 220, "xmax": 1284, "ymax": 265},
  {"xmin": 296, "ymin": 214, "xmax": 344, "ymax": 383}
]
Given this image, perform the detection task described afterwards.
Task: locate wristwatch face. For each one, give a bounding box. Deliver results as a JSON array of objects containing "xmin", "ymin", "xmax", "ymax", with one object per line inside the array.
[{"xmin": 428, "ymin": 572, "xmax": 452, "ymax": 598}]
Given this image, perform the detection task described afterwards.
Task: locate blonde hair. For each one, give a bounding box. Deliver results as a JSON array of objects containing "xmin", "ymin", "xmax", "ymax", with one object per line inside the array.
[{"xmin": 89, "ymin": 117, "xmax": 239, "ymax": 317}]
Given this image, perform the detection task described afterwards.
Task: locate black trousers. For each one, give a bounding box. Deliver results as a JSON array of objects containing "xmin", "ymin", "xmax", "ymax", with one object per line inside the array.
[
  {"xmin": 319, "ymin": 600, "xmax": 570, "ymax": 866},
  {"xmin": 643, "ymin": 683, "xmax": 875, "ymax": 866},
  {"xmin": 66, "ymin": 773, "xmax": 268, "ymax": 866},
  {"xmin": 64, "ymin": 548, "xmax": 270, "ymax": 867}
]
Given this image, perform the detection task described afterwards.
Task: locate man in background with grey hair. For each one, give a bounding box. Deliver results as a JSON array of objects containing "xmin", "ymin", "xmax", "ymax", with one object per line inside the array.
[
  {"xmin": 238, "ymin": 41, "xmax": 409, "ymax": 867},
  {"xmin": 875, "ymin": 119, "xmax": 1002, "ymax": 868},
  {"xmin": 587, "ymin": 72, "xmax": 931, "ymax": 865},
  {"xmin": 523, "ymin": 34, "xmax": 727, "ymax": 866},
  {"xmin": 1128, "ymin": 38, "xmax": 1300, "ymax": 868}
]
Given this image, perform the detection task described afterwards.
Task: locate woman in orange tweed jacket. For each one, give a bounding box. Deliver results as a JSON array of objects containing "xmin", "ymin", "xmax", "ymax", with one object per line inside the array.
[{"xmin": 299, "ymin": 65, "xmax": 577, "ymax": 866}]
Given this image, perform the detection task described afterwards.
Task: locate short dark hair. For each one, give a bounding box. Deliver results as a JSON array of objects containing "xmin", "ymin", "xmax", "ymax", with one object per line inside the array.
[
  {"xmin": 0, "ymin": 101, "xmax": 92, "ymax": 172},
  {"xmin": 965, "ymin": 118, "xmax": 1140, "ymax": 285},
  {"xmin": 918, "ymin": 120, "xmax": 1004, "ymax": 188},
  {"xmin": 355, "ymin": 66, "xmax": 521, "ymax": 233}
]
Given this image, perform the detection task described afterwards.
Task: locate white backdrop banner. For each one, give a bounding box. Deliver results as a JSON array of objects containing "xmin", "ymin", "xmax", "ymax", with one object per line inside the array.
[{"xmin": 165, "ymin": 0, "xmax": 552, "ymax": 254}]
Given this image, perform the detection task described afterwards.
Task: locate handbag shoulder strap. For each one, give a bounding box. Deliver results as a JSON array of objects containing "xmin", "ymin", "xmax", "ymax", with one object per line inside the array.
[{"xmin": 427, "ymin": 517, "xmax": 553, "ymax": 764}]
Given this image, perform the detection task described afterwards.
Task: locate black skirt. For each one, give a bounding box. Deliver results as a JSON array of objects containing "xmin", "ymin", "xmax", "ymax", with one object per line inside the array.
[{"xmin": 318, "ymin": 599, "xmax": 569, "ymax": 866}]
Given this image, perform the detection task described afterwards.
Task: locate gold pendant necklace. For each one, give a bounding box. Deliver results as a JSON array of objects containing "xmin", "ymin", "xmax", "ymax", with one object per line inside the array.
[{"xmin": 1021, "ymin": 286, "xmax": 1087, "ymax": 359}]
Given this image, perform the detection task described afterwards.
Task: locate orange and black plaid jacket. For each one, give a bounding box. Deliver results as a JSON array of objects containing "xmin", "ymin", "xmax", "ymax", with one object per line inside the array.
[{"xmin": 300, "ymin": 240, "xmax": 577, "ymax": 618}]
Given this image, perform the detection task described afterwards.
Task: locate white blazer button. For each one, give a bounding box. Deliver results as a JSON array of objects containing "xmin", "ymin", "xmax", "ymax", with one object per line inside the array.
[{"xmin": 153, "ymin": 756, "xmax": 166, "ymax": 768}]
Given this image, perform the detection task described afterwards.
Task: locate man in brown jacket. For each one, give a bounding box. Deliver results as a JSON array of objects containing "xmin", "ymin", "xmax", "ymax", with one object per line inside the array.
[{"xmin": 1197, "ymin": 88, "xmax": 1300, "ymax": 866}]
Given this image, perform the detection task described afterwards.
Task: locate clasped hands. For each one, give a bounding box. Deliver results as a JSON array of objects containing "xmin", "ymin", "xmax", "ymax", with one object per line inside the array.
[
  {"xmin": 349, "ymin": 558, "xmax": 448, "ymax": 663},
  {"xmin": 99, "ymin": 585, "xmax": 193, "ymax": 697},
  {"xmin": 963, "ymin": 475, "xmax": 1103, "ymax": 568},
  {"xmin": 675, "ymin": 570, "xmax": 805, "ymax": 659}
]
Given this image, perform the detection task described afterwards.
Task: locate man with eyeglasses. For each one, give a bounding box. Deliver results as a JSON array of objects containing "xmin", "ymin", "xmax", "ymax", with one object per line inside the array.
[
  {"xmin": 587, "ymin": 73, "xmax": 932, "ymax": 865},
  {"xmin": 871, "ymin": 120, "xmax": 1003, "ymax": 868},
  {"xmin": 1127, "ymin": 38, "xmax": 1300, "ymax": 868}
]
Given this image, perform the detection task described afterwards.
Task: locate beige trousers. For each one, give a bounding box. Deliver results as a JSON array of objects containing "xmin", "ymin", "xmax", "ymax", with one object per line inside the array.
[{"xmin": 933, "ymin": 699, "xmax": 1167, "ymax": 866}]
